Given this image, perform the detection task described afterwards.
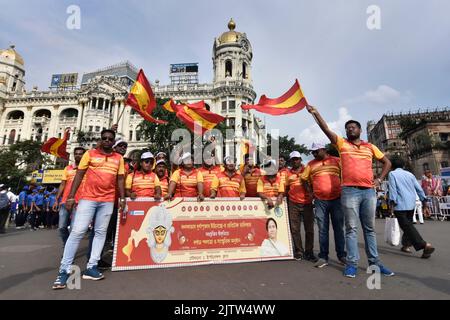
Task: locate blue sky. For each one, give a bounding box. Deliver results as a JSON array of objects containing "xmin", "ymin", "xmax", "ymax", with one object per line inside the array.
[{"xmin": 1, "ymin": 0, "xmax": 449, "ymax": 146}]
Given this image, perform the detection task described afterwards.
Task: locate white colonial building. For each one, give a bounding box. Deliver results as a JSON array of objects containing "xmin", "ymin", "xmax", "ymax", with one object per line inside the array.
[{"xmin": 0, "ymin": 19, "xmax": 266, "ymax": 164}]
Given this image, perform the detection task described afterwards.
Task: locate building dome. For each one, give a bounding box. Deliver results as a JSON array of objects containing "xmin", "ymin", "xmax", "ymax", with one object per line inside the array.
[
  {"xmin": 0, "ymin": 45, "xmax": 24, "ymax": 66},
  {"xmin": 218, "ymin": 19, "xmax": 242, "ymax": 44}
]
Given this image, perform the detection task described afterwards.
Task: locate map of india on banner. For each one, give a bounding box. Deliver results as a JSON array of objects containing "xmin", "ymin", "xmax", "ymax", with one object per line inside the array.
[{"xmin": 113, "ymin": 198, "xmax": 293, "ymax": 271}]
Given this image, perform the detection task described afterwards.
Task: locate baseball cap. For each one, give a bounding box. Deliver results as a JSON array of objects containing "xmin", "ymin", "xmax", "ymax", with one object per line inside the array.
[
  {"xmin": 289, "ymin": 151, "xmax": 302, "ymax": 159},
  {"xmin": 141, "ymin": 152, "xmax": 155, "ymax": 160},
  {"xmin": 113, "ymin": 139, "xmax": 128, "ymax": 148},
  {"xmin": 156, "ymin": 159, "xmax": 167, "ymax": 166},
  {"xmin": 309, "ymin": 142, "xmax": 326, "ymax": 151}
]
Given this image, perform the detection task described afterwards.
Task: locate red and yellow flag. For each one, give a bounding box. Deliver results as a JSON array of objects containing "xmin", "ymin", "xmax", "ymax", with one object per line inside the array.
[
  {"xmin": 41, "ymin": 129, "xmax": 70, "ymax": 160},
  {"xmin": 126, "ymin": 69, "xmax": 167, "ymax": 124},
  {"xmin": 242, "ymin": 79, "xmax": 308, "ymax": 115},
  {"xmin": 163, "ymin": 99, "xmax": 204, "ymax": 113},
  {"xmin": 164, "ymin": 100, "xmax": 225, "ymax": 134}
]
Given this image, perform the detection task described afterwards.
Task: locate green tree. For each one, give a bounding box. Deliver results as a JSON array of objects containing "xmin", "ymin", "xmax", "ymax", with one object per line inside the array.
[
  {"xmin": 0, "ymin": 140, "xmax": 51, "ymax": 192},
  {"xmin": 266, "ymin": 134, "xmax": 309, "ymax": 160},
  {"xmin": 137, "ymin": 98, "xmax": 233, "ymax": 157}
]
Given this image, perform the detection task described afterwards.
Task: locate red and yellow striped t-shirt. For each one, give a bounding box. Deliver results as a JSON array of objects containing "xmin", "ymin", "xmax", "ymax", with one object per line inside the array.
[
  {"xmin": 170, "ymin": 169, "xmax": 204, "ymax": 197},
  {"xmin": 126, "ymin": 171, "xmax": 161, "ymax": 198},
  {"xmin": 257, "ymin": 175, "xmax": 285, "ymax": 198},
  {"xmin": 61, "ymin": 165, "xmax": 83, "ymax": 204},
  {"xmin": 157, "ymin": 174, "xmax": 170, "ymax": 197},
  {"xmin": 286, "ymin": 166, "xmax": 312, "ymax": 204},
  {"xmin": 78, "ymin": 149, "xmax": 125, "ymax": 202},
  {"xmin": 278, "ymin": 167, "xmax": 290, "ymax": 191},
  {"xmin": 199, "ymin": 166, "xmax": 223, "ymax": 198},
  {"xmin": 335, "ymin": 136, "xmax": 384, "ymax": 188},
  {"xmin": 244, "ymin": 168, "xmax": 262, "ymax": 197},
  {"xmin": 211, "ymin": 171, "xmax": 246, "ymax": 198},
  {"xmin": 301, "ymin": 156, "xmax": 341, "ymax": 200}
]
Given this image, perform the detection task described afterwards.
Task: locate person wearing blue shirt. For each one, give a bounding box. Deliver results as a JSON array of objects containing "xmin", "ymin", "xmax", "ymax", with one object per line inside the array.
[
  {"xmin": 15, "ymin": 186, "xmax": 29, "ymax": 229},
  {"xmin": 48, "ymin": 190, "xmax": 58, "ymax": 228},
  {"xmin": 27, "ymin": 190, "xmax": 36, "ymax": 229},
  {"xmin": 388, "ymin": 157, "xmax": 435, "ymax": 259},
  {"xmin": 31, "ymin": 187, "xmax": 45, "ymax": 230},
  {"xmin": 43, "ymin": 191, "xmax": 51, "ymax": 229}
]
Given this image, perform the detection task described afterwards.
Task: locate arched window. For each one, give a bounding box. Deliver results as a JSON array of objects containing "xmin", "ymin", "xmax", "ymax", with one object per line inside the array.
[
  {"xmin": 7, "ymin": 110, "xmax": 24, "ymax": 120},
  {"xmin": 34, "ymin": 109, "xmax": 51, "ymax": 118},
  {"xmin": 225, "ymin": 60, "xmax": 232, "ymax": 77},
  {"xmin": 60, "ymin": 108, "xmax": 78, "ymax": 119},
  {"xmin": 205, "ymin": 103, "xmax": 211, "ymax": 111},
  {"xmin": 243, "ymin": 62, "xmax": 247, "ymax": 79}
]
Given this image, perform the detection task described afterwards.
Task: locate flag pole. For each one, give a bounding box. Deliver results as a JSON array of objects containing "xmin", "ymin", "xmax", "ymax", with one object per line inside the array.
[{"xmin": 117, "ymin": 99, "xmax": 127, "ymax": 124}]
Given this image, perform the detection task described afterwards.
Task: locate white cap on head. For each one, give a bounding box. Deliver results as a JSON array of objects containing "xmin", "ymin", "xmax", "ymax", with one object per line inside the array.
[
  {"xmin": 141, "ymin": 152, "xmax": 155, "ymax": 160},
  {"xmin": 310, "ymin": 142, "xmax": 326, "ymax": 151},
  {"xmin": 113, "ymin": 139, "xmax": 128, "ymax": 148},
  {"xmin": 180, "ymin": 152, "xmax": 192, "ymax": 163},
  {"xmin": 262, "ymin": 159, "xmax": 277, "ymax": 175},
  {"xmin": 224, "ymin": 156, "xmax": 235, "ymax": 165},
  {"xmin": 156, "ymin": 152, "xmax": 167, "ymax": 158},
  {"xmin": 289, "ymin": 151, "xmax": 302, "ymax": 159},
  {"xmin": 156, "ymin": 159, "xmax": 167, "ymax": 166}
]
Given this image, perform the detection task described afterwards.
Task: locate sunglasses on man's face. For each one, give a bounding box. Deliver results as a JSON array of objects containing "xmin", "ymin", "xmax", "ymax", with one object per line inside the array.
[
  {"xmin": 101, "ymin": 136, "xmax": 114, "ymax": 142},
  {"xmin": 142, "ymin": 159, "xmax": 153, "ymax": 164}
]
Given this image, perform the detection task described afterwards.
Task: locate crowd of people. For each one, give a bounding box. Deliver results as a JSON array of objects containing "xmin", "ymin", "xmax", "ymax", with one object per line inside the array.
[{"xmin": 0, "ymin": 105, "xmax": 443, "ymax": 291}]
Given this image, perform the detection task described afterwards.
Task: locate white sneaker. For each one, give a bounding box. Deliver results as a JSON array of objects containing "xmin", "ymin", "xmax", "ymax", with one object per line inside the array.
[{"xmin": 314, "ymin": 259, "xmax": 329, "ymax": 268}]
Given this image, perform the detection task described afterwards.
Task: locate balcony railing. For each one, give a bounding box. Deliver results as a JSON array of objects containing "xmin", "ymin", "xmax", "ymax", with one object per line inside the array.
[{"xmin": 33, "ymin": 116, "xmax": 51, "ymax": 124}]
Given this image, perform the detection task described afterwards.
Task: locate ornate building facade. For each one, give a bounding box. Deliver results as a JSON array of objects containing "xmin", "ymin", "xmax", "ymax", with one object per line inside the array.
[{"xmin": 0, "ymin": 19, "xmax": 266, "ymax": 164}]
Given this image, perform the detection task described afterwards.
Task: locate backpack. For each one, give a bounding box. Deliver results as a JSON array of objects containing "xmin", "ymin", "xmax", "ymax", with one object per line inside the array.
[{"xmin": 0, "ymin": 192, "xmax": 10, "ymax": 210}]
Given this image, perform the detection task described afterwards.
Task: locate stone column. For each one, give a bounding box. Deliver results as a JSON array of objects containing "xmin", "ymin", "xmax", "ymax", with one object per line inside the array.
[{"xmin": 22, "ymin": 107, "xmax": 34, "ymax": 140}]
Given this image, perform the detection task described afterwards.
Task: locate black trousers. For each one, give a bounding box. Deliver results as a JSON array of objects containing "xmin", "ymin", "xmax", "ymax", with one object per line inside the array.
[
  {"xmin": 288, "ymin": 200, "xmax": 315, "ymax": 255},
  {"xmin": 15, "ymin": 205, "xmax": 27, "ymax": 227},
  {"xmin": 0, "ymin": 207, "xmax": 10, "ymax": 232},
  {"xmin": 394, "ymin": 210, "xmax": 427, "ymax": 251}
]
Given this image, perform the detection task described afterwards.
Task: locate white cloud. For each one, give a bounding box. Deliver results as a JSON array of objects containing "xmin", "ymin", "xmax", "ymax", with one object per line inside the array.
[
  {"xmin": 298, "ymin": 107, "xmax": 352, "ymax": 148},
  {"xmin": 344, "ymin": 85, "xmax": 412, "ymax": 106}
]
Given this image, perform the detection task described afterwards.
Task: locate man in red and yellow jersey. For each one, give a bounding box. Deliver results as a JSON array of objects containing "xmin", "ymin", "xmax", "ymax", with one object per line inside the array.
[
  {"xmin": 52, "ymin": 129, "xmax": 126, "ymax": 290},
  {"xmin": 53, "ymin": 147, "xmax": 86, "ymax": 246},
  {"xmin": 278, "ymin": 156, "xmax": 289, "ymax": 189},
  {"xmin": 126, "ymin": 152, "xmax": 162, "ymax": 200},
  {"xmin": 301, "ymin": 143, "xmax": 346, "ymax": 268},
  {"xmin": 257, "ymin": 160, "xmax": 285, "ymax": 209},
  {"xmin": 155, "ymin": 159, "xmax": 170, "ymax": 198},
  {"xmin": 285, "ymin": 151, "xmax": 316, "ymax": 262},
  {"xmin": 210, "ymin": 156, "xmax": 246, "ymax": 199},
  {"xmin": 167, "ymin": 153, "xmax": 204, "ymax": 201},
  {"xmin": 306, "ymin": 105, "xmax": 393, "ymax": 278},
  {"xmin": 199, "ymin": 156, "xmax": 222, "ymax": 198},
  {"xmin": 242, "ymin": 156, "xmax": 262, "ymax": 197}
]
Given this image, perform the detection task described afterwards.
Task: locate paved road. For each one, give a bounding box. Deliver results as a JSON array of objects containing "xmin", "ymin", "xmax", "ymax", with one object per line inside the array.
[{"xmin": 0, "ymin": 219, "xmax": 449, "ymax": 300}]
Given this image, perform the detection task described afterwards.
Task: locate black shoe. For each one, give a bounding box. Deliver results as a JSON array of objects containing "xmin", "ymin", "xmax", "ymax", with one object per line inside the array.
[
  {"xmin": 293, "ymin": 253, "xmax": 303, "ymax": 261},
  {"xmin": 304, "ymin": 253, "xmax": 318, "ymax": 263},
  {"xmin": 338, "ymin": 256, "xmax": 347, "ymax": 266},
  {"xmin": 97, "ymin": 260, "xmax": 112, "ymax": 270}
]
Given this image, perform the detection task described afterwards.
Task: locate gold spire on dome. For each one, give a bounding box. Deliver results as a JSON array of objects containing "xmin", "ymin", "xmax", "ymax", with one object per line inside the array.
[
  {"xmin": 0, "ymin": 45, "xmax": 25, "ymax": 66},
  {"xmin": 218, "ymin": 18, "xmax": 241, "ymax": 44},
  {"xmin": 228, "ymin": 18, "xmax": 236, "ymax": 31}
]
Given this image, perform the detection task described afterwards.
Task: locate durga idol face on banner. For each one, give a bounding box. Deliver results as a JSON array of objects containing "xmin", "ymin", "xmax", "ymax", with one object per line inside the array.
[{"xmin": 146, "ymin": 206, "xmax": 175, "ymax": 263}]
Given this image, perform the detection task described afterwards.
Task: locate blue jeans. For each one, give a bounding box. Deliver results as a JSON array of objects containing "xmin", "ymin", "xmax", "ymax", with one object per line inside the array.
[
  {"xmin": 341, "ymin": 187, "xmax": 380, "ymax": 268},
  {"xmin": 315, "ymin": 198, "xmax": 346, "ymax": 260},
  {"xmin": 59, "ymin": 200, "xmax": 114, "ymax": 273},
  {"xmin": 58, "ymin": 204, "xmax": 75, "ymax": 246}
]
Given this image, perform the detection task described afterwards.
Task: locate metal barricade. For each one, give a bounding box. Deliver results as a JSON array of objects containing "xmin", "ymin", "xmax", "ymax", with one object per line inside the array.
[{"xmin": 428, "ymin": 196, "xmax": 450, "ymax": 221}]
